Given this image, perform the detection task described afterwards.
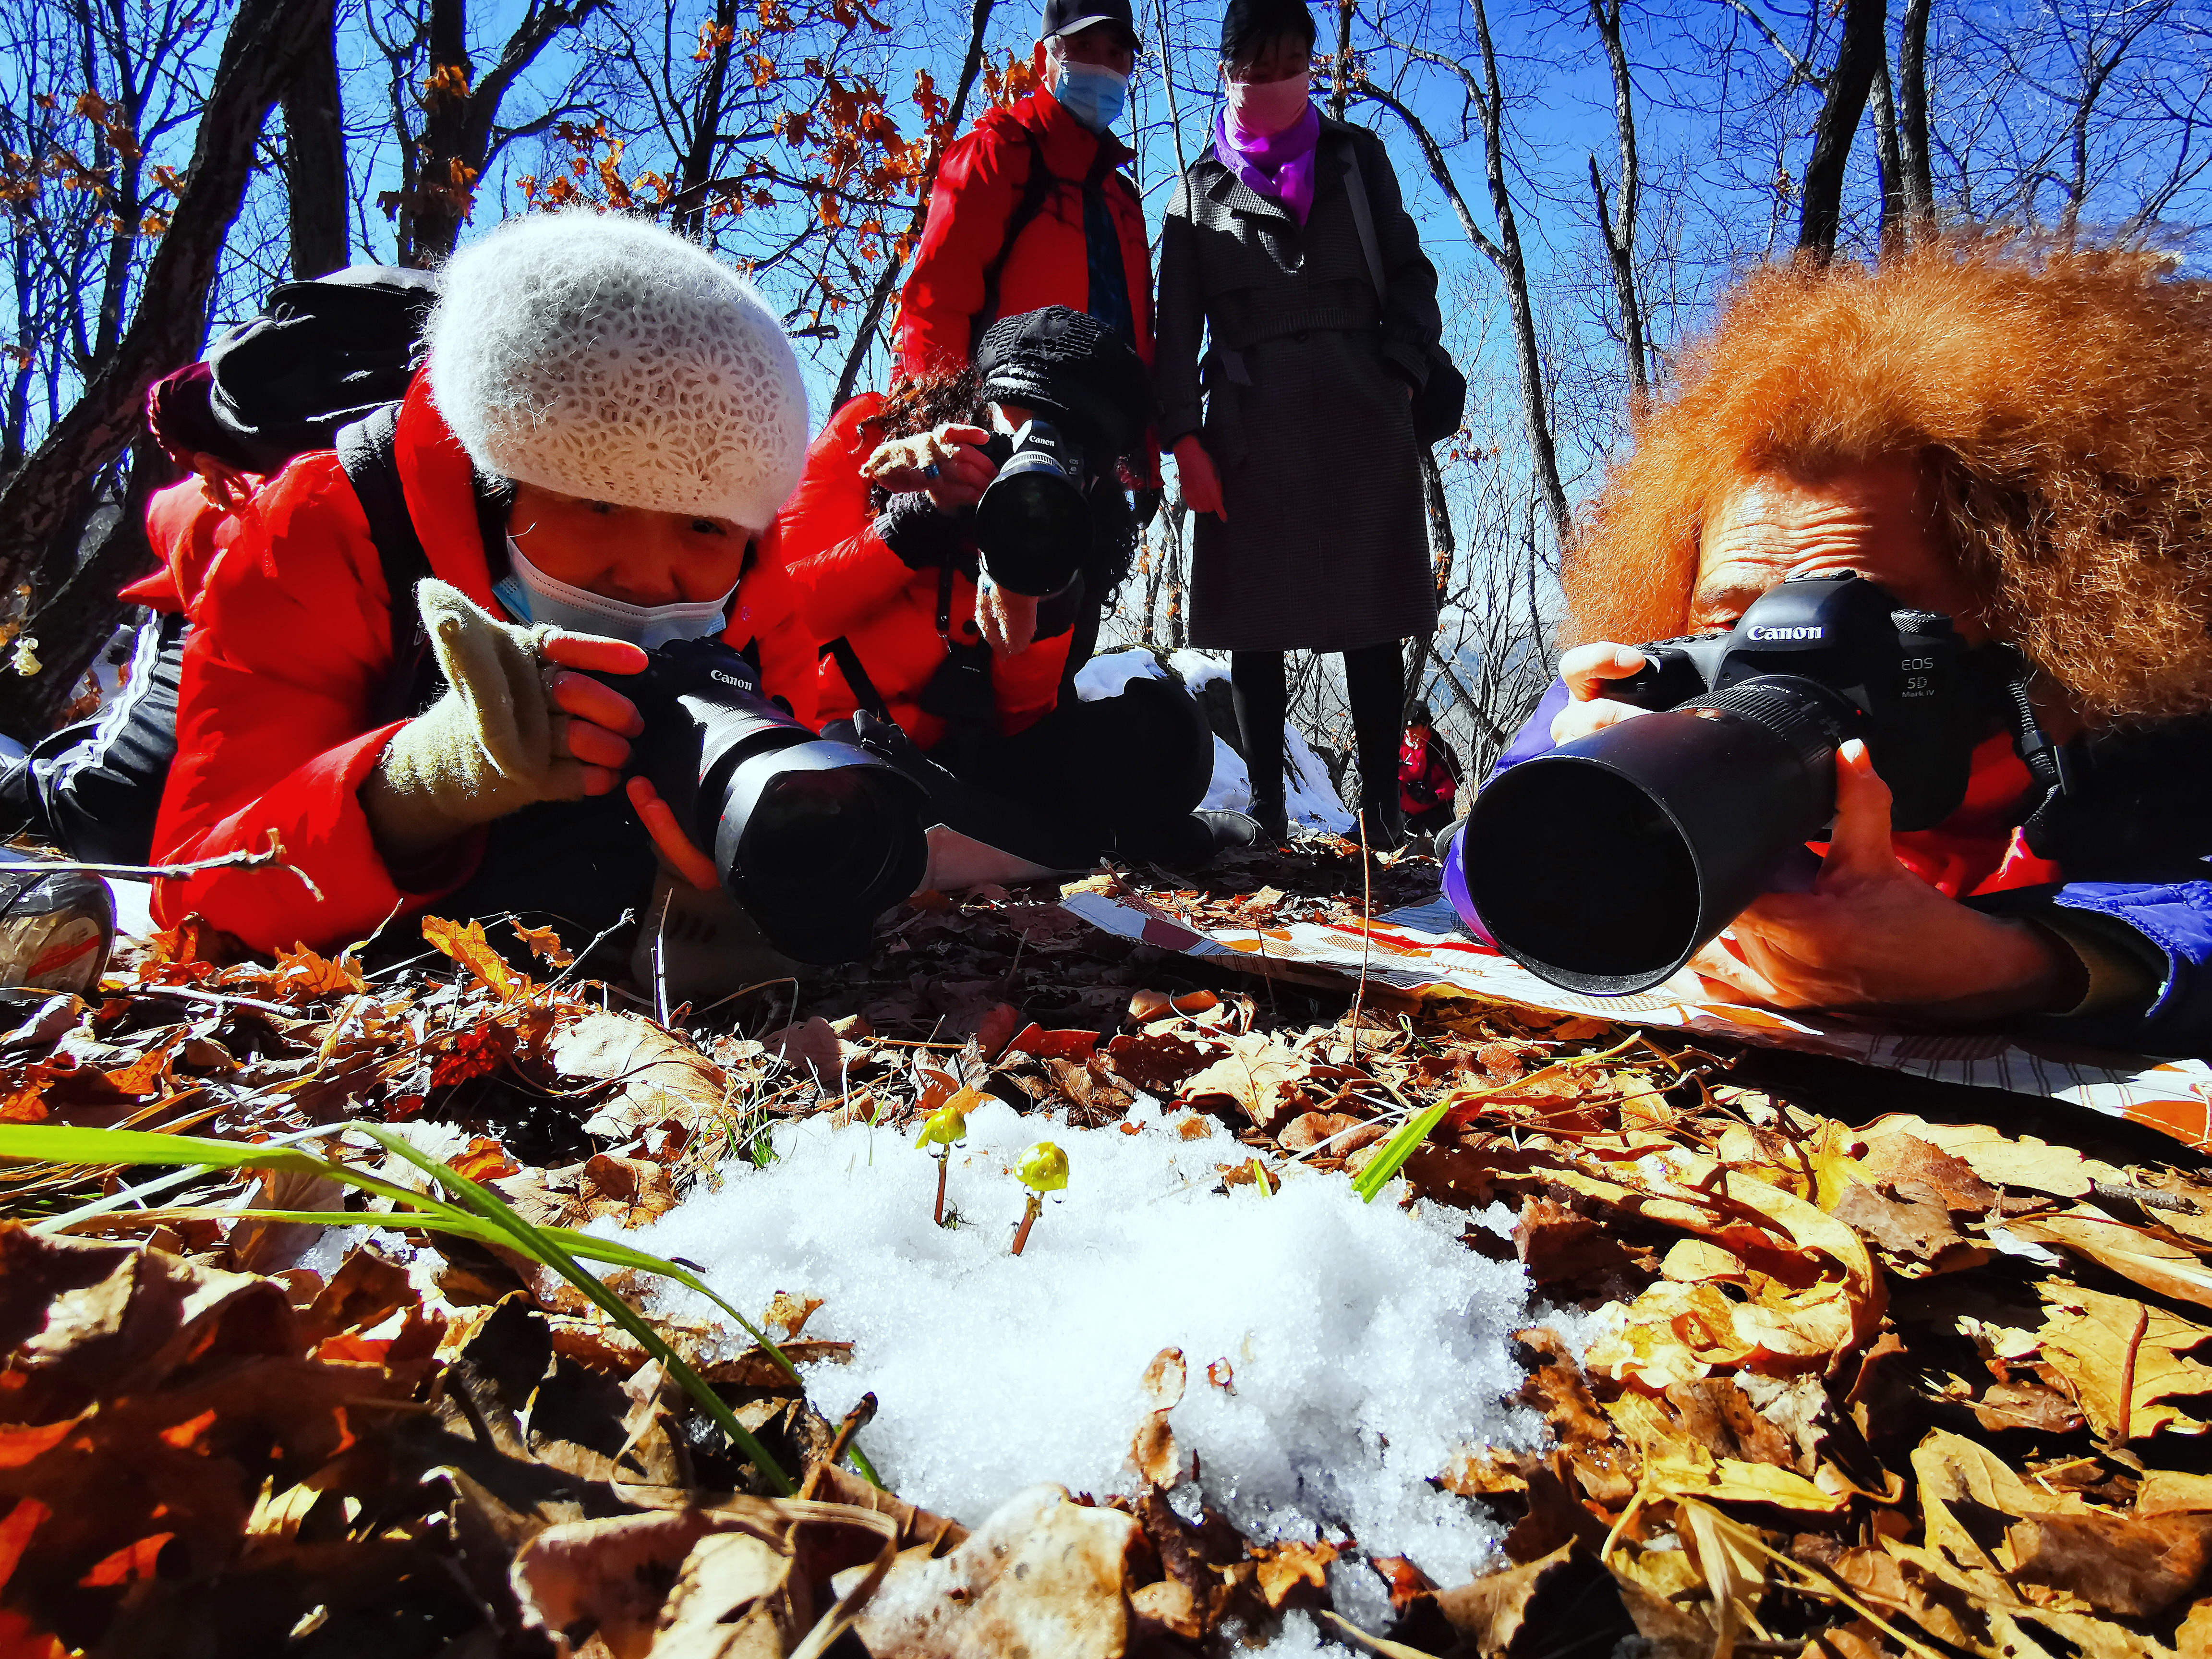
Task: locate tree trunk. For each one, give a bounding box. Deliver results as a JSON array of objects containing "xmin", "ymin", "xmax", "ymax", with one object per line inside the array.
[
  {"xmin": 1869, "ymin": 55, "xmax": 1907, "ymax": 243},
  {"xmin": 669, "ymin": 0, "xmax": 739, "ymax": 242},
  {"xmin": 404, "ymin": 0, "xmax": 474, "ymax": 266},
  {"xmin": 284, "ymin": 1, "xmax": 350, "ymax": 278},
  {"xmin": 1797, "ymin": 0, "xmax": 1885, "ymax": 260},
  {"xmin": 1587, "ymin": 0, "xmax": 1649, "ymax": 401},
  {"xmin": 1359, "ymin": 36, "xmax": 1573, "ymax": 549},
  {"xmin": 832, "ymin": 0, "xmax": 997, "ymax": 406},
  {"xmin": 1897, "ymin": 0, "xmax": 1934, "ymax": 226},
  {"xmin": 4, "ymin": 442, "xmax": 169, "ymax": 736},
  {"xmin": 0, "ymin": 0, "xmax": 335, "ymax": 693}
]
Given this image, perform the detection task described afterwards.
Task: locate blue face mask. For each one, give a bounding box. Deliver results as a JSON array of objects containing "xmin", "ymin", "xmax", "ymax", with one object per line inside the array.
[{"xmin": 1054, "ymin": 59, "xmax": 1128, "ymax": 133}]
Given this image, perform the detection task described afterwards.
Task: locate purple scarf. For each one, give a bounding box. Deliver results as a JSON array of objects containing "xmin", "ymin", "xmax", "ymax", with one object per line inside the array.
[{"xmin": 1214, "ymin": 101, "xmax": 1321, "ymax": 226}]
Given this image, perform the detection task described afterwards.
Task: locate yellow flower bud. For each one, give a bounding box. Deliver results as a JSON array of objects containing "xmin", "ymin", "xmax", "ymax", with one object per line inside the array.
[
  {"xmin": 918, "ymin": 1100, "xmax": 968, "ymax": 1148},
  {"xmin": 1018, "ymin": 1140, "xmax": 1068, "ymax": 1194}
]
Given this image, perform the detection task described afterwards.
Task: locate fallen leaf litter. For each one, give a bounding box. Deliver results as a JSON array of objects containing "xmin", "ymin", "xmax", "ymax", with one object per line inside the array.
[{"xmin": 1, "ymin": 834, "xmax": 2210, "ymax": 1657}]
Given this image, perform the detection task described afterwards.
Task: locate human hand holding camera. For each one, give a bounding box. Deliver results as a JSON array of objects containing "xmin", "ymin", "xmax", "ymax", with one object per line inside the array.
[
  {"xmin": 1686, "ymin": 740, "xmax": 2074, "ymax": 1018},
  {"xmin": 863, "ymin": 423, "xmax": 996, "ymax": 513},
  {"xmin": 1549, "ymin": 641, "xmax": 1653, "ymax": 743},
  {"xmin": 361, "ymin": 581, "xmax": 711, "ymax": 883}
]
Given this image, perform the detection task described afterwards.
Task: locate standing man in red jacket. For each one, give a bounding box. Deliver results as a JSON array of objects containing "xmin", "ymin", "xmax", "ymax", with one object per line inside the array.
[{"xmin": 896, "ymin": 0, "xmax": 1152, "ymax": 392}]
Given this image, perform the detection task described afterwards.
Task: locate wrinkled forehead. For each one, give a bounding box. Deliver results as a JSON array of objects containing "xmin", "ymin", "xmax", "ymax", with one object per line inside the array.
[{"xmin": 1687, "ymin": 455, "xmax": 1958, "ymax": 630}]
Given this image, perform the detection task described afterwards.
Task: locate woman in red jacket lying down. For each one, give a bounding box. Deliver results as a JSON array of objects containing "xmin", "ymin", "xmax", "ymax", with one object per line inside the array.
[
  {"xmin": 781, "ymin": 307, "xmax": 1253, "ymax": 872},
  {"xmin": 151, "ymin": 213, "xmax": 819, "ymax": 962}
]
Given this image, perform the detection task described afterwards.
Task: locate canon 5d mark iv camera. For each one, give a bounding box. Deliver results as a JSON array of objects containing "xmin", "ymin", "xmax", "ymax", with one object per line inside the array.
[
  {"xmin": 609, "ymin": 636, "xmax": 929, "ymax": 964},
  {"xmin": 1457, "ymin": 570, "xmax": 2038, "ymax": 995}
]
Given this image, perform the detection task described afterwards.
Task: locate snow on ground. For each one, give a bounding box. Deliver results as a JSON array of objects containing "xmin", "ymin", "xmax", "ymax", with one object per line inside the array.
[
  {"xmin": 1285, "ymin": 724, "xmax": 1355, "ymax": 833},
  {"xmin": 1073, "ymin": 645, "xmax": 1171, "ymax": 702},
  {"xmin": 625, "ymin": 1096, "xmax": 1537, "ymax": 1613}
]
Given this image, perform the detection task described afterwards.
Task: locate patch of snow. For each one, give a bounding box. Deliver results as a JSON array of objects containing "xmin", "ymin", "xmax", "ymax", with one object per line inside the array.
[
  {"xmin": 1287, "ymin": 725, "xmax": 1354, "ymax": 833},
  {"xmin": 108, "ymin": 877, "xmax": 154, "ymax": 941},
  {"xmin": 1201, "ymin": 733, "xmax": 1251, "ymax": 812},
  {"xmin": 1168, "ymin": 648, "xmax": 1229, "ymax": 691},
  {"xmin": 1074, "ymin": 646, "xmax": 1170, "ymax": 703},
  {"xmin": 626, "ymin": 1097, "xmax": 1535, "ymax": 1591}
]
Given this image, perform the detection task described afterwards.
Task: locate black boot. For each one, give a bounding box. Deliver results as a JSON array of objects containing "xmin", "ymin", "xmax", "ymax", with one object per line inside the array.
[
  {"xmin": 1357, "ymin": 794, "xmax": 1406, "ymax": 853},
  {"xmin": 1246, "ymin": 792, "xmax": 1289, "ymax": 844},
  {"xmin": 1197, "ymin": 808, "xmax": 1269, "ymax": 852}
]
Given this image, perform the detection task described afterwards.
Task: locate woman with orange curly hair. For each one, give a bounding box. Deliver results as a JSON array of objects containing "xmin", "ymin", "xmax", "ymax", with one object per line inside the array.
[{"xmin": 1473, "ymin": 239, "xmax": 2212, "ymax": 1052}]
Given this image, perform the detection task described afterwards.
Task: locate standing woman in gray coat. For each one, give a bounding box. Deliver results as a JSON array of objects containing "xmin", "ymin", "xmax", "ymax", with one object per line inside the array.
[{"xmin": 1156, "ymin": 0, "xmax": 1443, "ymax": 846}]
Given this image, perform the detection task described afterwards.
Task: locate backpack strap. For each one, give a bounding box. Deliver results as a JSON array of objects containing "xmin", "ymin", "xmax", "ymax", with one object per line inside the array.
[
  {"xmin": 335, "ymin": 403, "xmax": 435, "ymax": 726},
  {"xmin": 1340, "ymin": 139, "xmax": 1388, "ymax": 306},
  {"xmin": 970, "ymin": 126, "xmax": 1059, "ymax": 348}
]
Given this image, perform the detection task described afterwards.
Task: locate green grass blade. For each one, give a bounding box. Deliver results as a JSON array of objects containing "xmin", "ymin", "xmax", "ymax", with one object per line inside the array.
[
  {"xmin": 7, "ymin": 1122, "xmax": 809, "ymax": 1494},
  {"xmin": 1353, "ymin": 1100, "xmax": 1451, "ymax": 1203},
  {"xmin": 356, "ymin": 1125, "xmax": 796, "ymax": 1495}
]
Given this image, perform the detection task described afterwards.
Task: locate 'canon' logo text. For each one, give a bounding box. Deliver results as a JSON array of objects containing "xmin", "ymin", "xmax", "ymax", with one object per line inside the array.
[{"xmin": 1745, "ymin": 625, "xmax": 1824, "ymax": 642}]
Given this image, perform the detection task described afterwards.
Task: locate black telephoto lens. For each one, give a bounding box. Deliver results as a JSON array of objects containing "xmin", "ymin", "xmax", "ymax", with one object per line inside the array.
[
  {"xmin": 973, "ymin": 420, "xmax": 1091, "ymax": 596},
  {"xmin": 1462, "ymin": 677, "xmax": 1853, "ymax": 994},
  {"xmin": 625, "ymin": 640, "xmax": 928, "ymax": 964}
]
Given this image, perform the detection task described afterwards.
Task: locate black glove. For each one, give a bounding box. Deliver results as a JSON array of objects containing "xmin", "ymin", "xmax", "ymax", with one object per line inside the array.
[{"xmin": 873, "ymin": 493, "xmax": 975, "ymax": 575}]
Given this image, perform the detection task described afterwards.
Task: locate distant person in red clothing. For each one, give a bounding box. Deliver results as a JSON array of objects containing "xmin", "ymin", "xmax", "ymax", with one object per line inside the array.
[
  {"xmin": 152, "ymin": 214, "xmax": 823, "ymax": 967},
  {"xmin": 785, "ymin": 307, "xmax": 1253, "ymax": 873},
  {"xmin": 895, "ymin": 0, "xmax": 1150, "ymax": 388},
  {"xmin": 1397, "ymin": 701, "xmax": 1460, "ymax": 836}
]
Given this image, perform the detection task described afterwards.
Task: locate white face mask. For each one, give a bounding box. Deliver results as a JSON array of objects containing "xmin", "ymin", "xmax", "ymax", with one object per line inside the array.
[{"xmin": 493, "ymin": 537, "xmax": 737, "ymax": 651}]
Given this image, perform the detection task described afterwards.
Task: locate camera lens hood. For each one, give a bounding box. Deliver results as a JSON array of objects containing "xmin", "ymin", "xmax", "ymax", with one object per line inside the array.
[{"xmin": 1461, "ymin": 677, "xmax": 1850, "ymax": 995}]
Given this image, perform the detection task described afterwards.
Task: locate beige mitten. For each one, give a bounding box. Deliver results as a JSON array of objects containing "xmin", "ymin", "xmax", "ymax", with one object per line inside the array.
[{"xmin": 362, "ymin": 580, "xmax": 586, "ymax": 860}]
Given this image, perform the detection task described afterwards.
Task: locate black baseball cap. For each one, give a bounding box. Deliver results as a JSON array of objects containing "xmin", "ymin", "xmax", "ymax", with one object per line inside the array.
[{"xmin": 1041, "ymin": 0, "xmax": 1139, "ymax": 47}]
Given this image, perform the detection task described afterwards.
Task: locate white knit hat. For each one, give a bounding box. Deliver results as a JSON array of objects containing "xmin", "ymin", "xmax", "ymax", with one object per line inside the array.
[{"xmin": 426, "ymin": 213, "xmax": 810, "ymax": 527}]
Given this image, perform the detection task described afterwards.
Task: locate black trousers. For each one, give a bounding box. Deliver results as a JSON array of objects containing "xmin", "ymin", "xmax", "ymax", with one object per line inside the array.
[
  {"xmin": 886, "ymin": 673, "xmax": 1215, "ymax": 870},
  {"xmin": 1230, "ymin": 641, "xmax": 1403, "ymax": 809},
  {"xmin": 0, "ymin": 613, "xmax": 189, "ymax": 866}
]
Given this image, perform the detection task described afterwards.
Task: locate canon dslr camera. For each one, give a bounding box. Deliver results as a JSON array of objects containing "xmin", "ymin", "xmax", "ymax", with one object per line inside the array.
[
  {"xmin": 616, "ymin": 636, "xmax": 927, "ymax": 964},
  {"xmin": 1461, "ymin": 571, "xmax": 2004, "ymax": 994},
  {"xmin": 973, "ymin": 418, "xmax": 1090, "ymax": 596}
]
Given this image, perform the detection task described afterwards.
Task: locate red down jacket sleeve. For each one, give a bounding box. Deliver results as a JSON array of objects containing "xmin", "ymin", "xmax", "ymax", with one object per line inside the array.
[
  {"xmin": 150, "ymin": 455, "xmax": 476, "ymax": 951},
  {"xmin": 896, "ymin": 126, "xmax": 1027, "ymax": 381}
]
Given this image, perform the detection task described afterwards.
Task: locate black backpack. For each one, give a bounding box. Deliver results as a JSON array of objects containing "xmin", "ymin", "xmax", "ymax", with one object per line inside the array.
[{"xmin": 201, "ymin": 265, "xmax": 441, "ymax": 473}]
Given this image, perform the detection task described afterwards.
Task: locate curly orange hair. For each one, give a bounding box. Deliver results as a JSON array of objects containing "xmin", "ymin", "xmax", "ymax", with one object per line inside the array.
[{"xmin": 1563, "ymin": 240, "xmax": 2212, "ymax": 722}]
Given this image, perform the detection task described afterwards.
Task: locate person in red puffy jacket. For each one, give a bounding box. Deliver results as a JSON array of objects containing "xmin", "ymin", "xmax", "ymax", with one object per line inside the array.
[
  {"xmin": 1397, "ymin": 702, "xmax": 1460, "ymax": 835},
  {"xmin": 151, "ymin": 214, "xmax": 820, "ymax": 960},
  {"xmin": 896, "ymin": 0, "xmax": 1151, "ymax": 395},
  {"xmin": 785, "ymin": 307, "xmax": 1248, "ymax": 871}
]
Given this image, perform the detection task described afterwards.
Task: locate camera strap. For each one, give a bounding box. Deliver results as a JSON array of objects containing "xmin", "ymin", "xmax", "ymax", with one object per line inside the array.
[
  {"xmin": 823, "ymin": 636, "xmax": 892, "ymax": 723},
  {"xmin": 1997, "ymin": 654, "xmax": 2078, "ymax": 803}
]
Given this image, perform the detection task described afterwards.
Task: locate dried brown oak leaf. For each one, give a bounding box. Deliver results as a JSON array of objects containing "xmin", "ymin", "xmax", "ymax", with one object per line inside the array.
[
  {"xmin": 1101, "ymin": 1029, "xmax": 1220, "ymax": 1094},
  {"xmin": 1567, "ymin": 1153, "xmax": 1884, "ymax": 1386},
  {"xmin": 1831, "ymin": 1182, "xmax": 1990, "ymax": 1278},
  {"xmin": 2034, "ymin": 1282, "xmax": 2212, "ymax": 1441},
  {"xmin": 1131, "ymin": 1346, "xmax": 1187, "ymax": 1489},
  {"xmin": 1178, "ymin": 1032, "xmax": 1310, "ymax": 1131},
  {"xmin": 509, "ymin": 1495, "xmax": 897, "ymax": 1659},
  {"xmin": 853, "ymin": 1483, "xmax": 1141, "ymax": 1659},
  {"xmin": 1906, "ymin": 1430, "xmax": 2200, "ymax": 1653},
  {"xmin": 2007, "ymin": 1208, "xmax": 2212, "ymax": 1311},
  {"xmin": 1514, "ymin": 1195, "xmax": 1639, "ymax": 1287},
  {"xmin": 552, "ymin": 1011, "xmax": 731, "ymax": 1143}
]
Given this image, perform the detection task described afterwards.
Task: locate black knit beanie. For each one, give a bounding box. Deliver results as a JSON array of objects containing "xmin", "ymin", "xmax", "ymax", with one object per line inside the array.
[{"xmin": 974, "ymin": 306, "xmax": 1154, "ymax": 461}]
